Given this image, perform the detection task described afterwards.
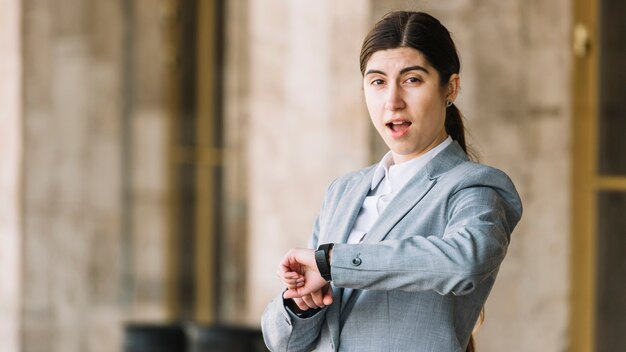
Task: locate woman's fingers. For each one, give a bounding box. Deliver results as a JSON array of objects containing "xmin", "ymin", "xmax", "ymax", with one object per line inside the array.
[
  {"xmin": 300, "ymin": 294, "xmax": 316, "ymax": 309},
  {"xmin": 292, "ymin": 297, "xmax": 309, "ymax": 311},
  {"xmin": 277, "ymin": 270, "xmax": 305, "ymax": 289},
  {"xmin": 322, "ymin": 284, "xmax": 334, "ymax": 305},
  {"xmin": 310, "ymin": 289, "xmax": 325, "ymax": 307},
  {"xmin": 286, "ymin": 287, "xmax": 332, "ymax": 310},
  {"xmin": 296, "ymin": 290, "xmax": 327, "ymax": 309}
]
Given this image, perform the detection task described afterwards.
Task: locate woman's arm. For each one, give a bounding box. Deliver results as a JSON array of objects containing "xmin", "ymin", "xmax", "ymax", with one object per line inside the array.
[{"xmin": 330, "ymin": 184, "xmax": 521, "ymax": 295}]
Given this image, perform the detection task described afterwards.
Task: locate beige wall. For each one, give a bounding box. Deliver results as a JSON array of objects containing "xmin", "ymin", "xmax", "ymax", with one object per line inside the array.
[
  {"xmin": 245, "ymin": 0, "xmax": 372, "ymax": 324},
  {"xmin": 19, "ymin": 0, "xmax": 169, "ymax": 350},
  {"xmin": 127, "ymin": 0, "xmax": 170, "ymax": 321},
  {"xmin": 456, "ymin": 2, "xmax": 572, "ymax": 350},
  {"xmin": 21, "ymin": 1, "xmax": 125, "ymax": 350},
  {"xmin": 0, "ymin": 0, "xmax": 22, "ymax": 350}
]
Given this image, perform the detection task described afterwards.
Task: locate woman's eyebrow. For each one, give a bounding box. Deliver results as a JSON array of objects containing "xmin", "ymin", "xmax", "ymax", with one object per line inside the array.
[
  {"xmin": 365, "ymin": 65, "xmax": 430, "ymax": 76},
  {"xmin": 400, "ymin": 65, "xmax": 429, "ymax": 74},
  {"xmin": 364, "ymin": 69, "xmax": 386, "ymax": 76}
]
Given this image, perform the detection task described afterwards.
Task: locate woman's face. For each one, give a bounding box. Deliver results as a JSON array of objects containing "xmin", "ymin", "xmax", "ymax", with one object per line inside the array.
[{"xmin": 363, "ymin": 47, "xmax": 458, "ymax": 164}]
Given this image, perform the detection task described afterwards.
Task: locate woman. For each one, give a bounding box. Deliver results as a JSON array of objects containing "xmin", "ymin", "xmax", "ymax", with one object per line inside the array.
[{"xmin": 262, "ymin": 11, "xmax": 522, "ymax": 352}]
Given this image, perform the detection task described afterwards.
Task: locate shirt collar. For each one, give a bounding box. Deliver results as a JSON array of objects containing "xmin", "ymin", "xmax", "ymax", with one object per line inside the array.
[{"xmin": 371, "ymin": 136, "xmax": 453, "ymax": 192}]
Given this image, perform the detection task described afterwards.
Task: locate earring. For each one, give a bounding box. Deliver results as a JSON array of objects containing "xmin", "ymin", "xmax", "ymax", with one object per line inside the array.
[{"xmin": 446, "ymin": 100, "xmax": 453, "ymax": 108}]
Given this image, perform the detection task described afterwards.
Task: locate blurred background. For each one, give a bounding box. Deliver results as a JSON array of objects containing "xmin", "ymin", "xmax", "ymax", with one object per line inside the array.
[{"xmin": 1, "ymin": 0, "xmax": 624, "ymax": 351}]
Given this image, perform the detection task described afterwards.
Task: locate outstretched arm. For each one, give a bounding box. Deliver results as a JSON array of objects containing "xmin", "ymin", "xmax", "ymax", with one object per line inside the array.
[{"xmin": 281, "ymin": 184, "xmax": 521, "ymax": 297}]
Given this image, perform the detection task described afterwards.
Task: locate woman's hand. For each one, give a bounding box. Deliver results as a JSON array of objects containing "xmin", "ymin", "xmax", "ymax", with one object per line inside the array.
[
  {"xmin": 278, "ymin": 248, "xmax": 333, "ymax": 306},
  {"xmin": 288, "ymin": 284, "xmax": 333, "ymax": 311}
]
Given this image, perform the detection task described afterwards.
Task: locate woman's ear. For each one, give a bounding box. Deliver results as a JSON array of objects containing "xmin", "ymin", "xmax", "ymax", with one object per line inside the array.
[{"xmin": 446, "ymin": 74, "xmax": 460, "ymax": 103}]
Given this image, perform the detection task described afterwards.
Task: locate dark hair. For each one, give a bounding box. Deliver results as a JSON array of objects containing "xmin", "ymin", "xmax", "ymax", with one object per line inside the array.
[{"xmin": 359, "ymin": 11, "xmax": 470, "ymax": 157}]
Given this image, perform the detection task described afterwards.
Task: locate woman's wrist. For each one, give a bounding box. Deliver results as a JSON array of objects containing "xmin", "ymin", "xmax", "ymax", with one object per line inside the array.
[{"xmin": 315, "ymin": 243, "xmax": 334, "ymax": 281}]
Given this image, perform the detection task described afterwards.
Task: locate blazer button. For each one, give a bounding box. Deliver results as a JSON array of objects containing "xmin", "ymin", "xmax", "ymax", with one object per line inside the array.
[{"xmin": 351, "ymin": 257, "xmax": 362, "ymax": 266}]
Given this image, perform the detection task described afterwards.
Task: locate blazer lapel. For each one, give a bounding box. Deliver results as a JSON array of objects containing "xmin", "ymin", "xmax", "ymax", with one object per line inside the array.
[
  {"xmin": 362, "ymin": 141, "xmax": 468, "ymax": 244},
  {"xmin": 363, "ymin": 170, "xmax": 436, "ymax": 244},
  {"xmin": 326, "ymin": 169, "xmax": 375, "ymax": 244}
]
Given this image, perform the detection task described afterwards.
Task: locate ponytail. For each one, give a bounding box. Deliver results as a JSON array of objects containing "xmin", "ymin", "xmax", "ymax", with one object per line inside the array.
[
  {"xmin": 466, "ymin": 307, "xmax": 486, "ymax": 352},
  {"xmin": 445, "ymin": 103, "xmax": 475, "ymax": 161},
  {"xmin": 467, "ymin": 337, "xmax": 476, "ymax": 352},
  {"xmin": 445, "ymin": 103, "xmax": 466, "ymax": 152}
]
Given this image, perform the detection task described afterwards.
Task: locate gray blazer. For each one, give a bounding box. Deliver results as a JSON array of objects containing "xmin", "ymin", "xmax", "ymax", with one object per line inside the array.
[{"xmin": 262, "ymin": 142, "xmax": 523, "ymax": 352}]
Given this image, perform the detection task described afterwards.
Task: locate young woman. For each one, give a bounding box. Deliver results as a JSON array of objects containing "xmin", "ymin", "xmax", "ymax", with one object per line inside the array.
[{"xmin": 262, "ymin": 11, "xmax": 522, "ymax": 352}]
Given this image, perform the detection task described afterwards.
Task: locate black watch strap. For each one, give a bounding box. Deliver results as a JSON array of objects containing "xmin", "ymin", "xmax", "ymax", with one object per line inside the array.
[{"xmin": 315, "ymin": 243, "xmax": 334, "ymax": 281}]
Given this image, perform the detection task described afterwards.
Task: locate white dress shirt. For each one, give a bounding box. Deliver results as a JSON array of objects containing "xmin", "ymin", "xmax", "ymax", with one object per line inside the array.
[{"xmin": 346, "ymin": 136, "xmax": 453, "ymax": 244}]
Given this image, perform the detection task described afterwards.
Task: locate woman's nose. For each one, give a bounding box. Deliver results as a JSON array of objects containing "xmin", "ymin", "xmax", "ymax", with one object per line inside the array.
[{"xmin": 384, "ymin": 85, "xmax": 405, "ymax": 111}]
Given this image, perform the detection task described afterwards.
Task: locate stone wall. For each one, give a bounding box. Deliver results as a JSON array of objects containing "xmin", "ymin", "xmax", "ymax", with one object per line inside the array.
[
  {"xmin": 21, "ymin": 1, "xmax": 124, "ymax": 350},
  {"xmin": 20, "ymin": 0, "xmax": 170, "ymax": 351},
  {"xmin": 458, "ymin": 2, "xmax": 572, "ymax": 350},
  {"xmin": 127, "ymin": 0, "xmax": 170, "ymax": 322},
  {"xmin": 0, "ymin": 0, "xmax": 22, "ymax": 350},
  {"xmin": 245, "ymin": 0, "xmax": 372, "ymax": 324}
]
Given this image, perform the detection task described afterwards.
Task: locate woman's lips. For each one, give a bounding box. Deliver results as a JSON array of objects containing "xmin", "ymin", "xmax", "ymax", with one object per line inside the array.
[{"xmin": 386, "ymin": 120, "xmax": 411, "ymax": 138}]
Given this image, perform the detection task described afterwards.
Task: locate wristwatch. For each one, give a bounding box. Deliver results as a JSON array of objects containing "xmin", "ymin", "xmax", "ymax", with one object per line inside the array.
[{"xmin": 315, "ymin": 243, "xmax": 334, "ymax": 281}]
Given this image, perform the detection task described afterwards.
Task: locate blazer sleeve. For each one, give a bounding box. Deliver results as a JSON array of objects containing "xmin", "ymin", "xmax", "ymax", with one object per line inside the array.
[
  {"xmin": 261, "ymin": 291, "xmax": 328, "ymax": 352},
  {"xmin": 329, "ymin": 171, "xmax": 522, "ymax": 296}
]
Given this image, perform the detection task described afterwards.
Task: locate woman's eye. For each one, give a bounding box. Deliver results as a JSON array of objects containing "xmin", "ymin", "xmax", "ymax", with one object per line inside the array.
[
  {"xmin": 371, "ymin": 79, "xmax": 385, "ymax": 86},
  {"xmin": 405, "ymin": 77, "xmax": 422, "ymax": 84}
]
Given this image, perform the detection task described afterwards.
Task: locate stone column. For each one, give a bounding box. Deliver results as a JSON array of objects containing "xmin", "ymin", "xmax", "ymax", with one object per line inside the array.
[
  {"xmin": 128, "ymin": 0, "xmax": 169, "ymax": 322},
  {"xmin": 245, "ymin": 0, "xmax": 371, "ymax": 324},
  {"xmin": 19, "ymin": 0, "xmax": 170, "ymax": 350},
  {"xmin": 20, "ymin": 0, "xmax": 126, "ymax": 350},
  {"xmin": 0, "ymin": 0, "xmax": 22, "ymax": 351}
]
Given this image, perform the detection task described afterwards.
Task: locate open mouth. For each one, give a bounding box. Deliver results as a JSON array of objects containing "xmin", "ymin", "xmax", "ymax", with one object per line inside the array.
[{"xmin": 386, "ymin": 120, "xmax": 412, "ymax": 135}]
